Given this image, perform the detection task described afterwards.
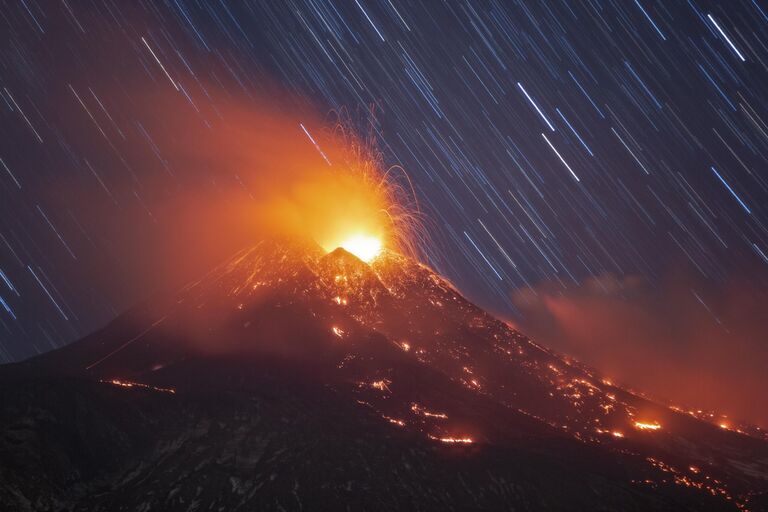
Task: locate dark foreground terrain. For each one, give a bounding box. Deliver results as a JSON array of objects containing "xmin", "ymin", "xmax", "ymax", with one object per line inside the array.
[{"xmin": 1, "ymin": 240, "xmax": 766, "ymax": 511}]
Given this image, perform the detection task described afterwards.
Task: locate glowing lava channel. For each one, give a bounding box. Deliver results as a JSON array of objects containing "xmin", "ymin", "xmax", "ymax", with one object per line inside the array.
[{"xmin": 633, "ymin": 421, "xmax": 662, "ymax": 431}]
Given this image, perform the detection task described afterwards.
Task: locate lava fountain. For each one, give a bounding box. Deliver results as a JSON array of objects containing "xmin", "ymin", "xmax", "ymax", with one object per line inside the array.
[{"xmin": 279, "ymin": 119, "xmax": 423, "ymax": 263}]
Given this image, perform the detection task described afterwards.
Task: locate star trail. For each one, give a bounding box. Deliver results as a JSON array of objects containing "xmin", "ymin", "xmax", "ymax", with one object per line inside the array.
[{"xmin": 1, "ymin": 0, "xmax": 768, "ymax": 372}]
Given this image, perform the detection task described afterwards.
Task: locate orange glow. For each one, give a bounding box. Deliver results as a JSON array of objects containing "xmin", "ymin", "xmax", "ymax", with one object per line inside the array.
[
  {"xmin": 336, "ymin": 234, "xmax": 382, "ymax": 262},
  {"xmin": 611, "ymin": 431, "xmax": 625, "ymax": 438},
  {"xmin": 331, "ymin": 326, "xmax": 345, "ymax": 338},
  {"xmin": 240, "ymin": 114, "xmax": 421, "ymax": 261},
  {"xmin": 285, "ymin": 128, "xmax": 422, "ymax": 262},
  {"xmin": 271, "ymin": 170, "xmax": 394, "ymax": 260},
  {"xmin": 633, "ymin": 421, "xmax": 662, "ymax": 431},
  {"xmin": 308, "ymin": 173, "xmax": 390, "ymax": 258},
  {"xmin": 145, "ymin": 89, "xmax": 422, "ymax": 267}
]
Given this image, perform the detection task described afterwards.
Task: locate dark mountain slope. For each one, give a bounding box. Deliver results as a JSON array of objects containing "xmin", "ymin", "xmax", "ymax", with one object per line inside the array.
[{"xmin": 1, "ymin": 239, "xmax": 766, "ymax": 511}]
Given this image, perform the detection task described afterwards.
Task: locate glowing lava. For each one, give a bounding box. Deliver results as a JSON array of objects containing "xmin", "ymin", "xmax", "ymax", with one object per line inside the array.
[
  {"xmin": 633, "ymin": 421, "xmax": 662, "ymax": 431},
  {"xmin": 101, "ymin": 379, "xmax": 176, "ymax": 394},
  {"xmin": 337, "ymin": 234, "xmax": 383, "ymax": 262},
  {"xmin": 429, "ymin": 435, "xmax": 474, "ymax": 444}
]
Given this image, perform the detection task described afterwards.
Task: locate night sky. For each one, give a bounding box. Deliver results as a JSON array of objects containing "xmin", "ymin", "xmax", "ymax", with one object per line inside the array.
[{"xmin": 2, "ymin": 1, "xmax": 768, "ymax": 417}]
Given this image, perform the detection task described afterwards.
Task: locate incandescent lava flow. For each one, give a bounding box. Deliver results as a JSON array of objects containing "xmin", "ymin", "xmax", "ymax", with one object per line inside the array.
[{"xmin": 1, "ymin": 235, "xmax": 767, "ymax": 511}]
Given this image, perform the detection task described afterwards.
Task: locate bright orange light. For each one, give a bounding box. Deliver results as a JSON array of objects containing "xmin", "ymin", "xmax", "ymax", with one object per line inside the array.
[{"xmin": 336, "ymin": 234, "xmax": 382, "ymax": 262}]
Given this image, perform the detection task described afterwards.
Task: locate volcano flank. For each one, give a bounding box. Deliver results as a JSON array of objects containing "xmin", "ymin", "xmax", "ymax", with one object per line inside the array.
[{"xmin": 1, "ymin": 239, "xmax": 767, "ymax": 511}]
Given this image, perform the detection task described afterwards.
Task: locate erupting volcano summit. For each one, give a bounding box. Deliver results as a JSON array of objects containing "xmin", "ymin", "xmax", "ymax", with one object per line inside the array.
[{"xmin": 1, "ymin": 238, "xmax": 767, "ymax": 511}]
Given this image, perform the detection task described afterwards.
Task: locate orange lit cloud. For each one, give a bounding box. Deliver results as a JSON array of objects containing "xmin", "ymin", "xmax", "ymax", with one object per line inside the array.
[
  {"xmin": 512, "ymin": 271, "xmax": 768, "ymax": 428},
  {"xmin": 135, "ymin": 89, "xmax": 405, "ymax": 252},
  {"xmin": 53, "ymin": 84, "xmax": 419, "ymax": 301}
]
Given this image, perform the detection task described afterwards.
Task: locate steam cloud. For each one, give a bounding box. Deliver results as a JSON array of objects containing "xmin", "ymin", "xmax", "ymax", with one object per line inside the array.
[
  {"xmin": 53, "ymin": 85, "xmax": 395, "ymax": 300},
  {"xmin": 512, "ymin": 271, "xmax": 768, "ymax": 427}
]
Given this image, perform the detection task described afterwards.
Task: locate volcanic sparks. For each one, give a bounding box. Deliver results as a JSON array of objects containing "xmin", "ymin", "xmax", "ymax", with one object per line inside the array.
[{"xmin": 303, "ymin": 115, "xmax": 424, "ymax": 265}]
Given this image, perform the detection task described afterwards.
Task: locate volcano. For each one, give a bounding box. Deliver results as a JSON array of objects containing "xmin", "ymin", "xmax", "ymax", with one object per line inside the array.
[{"xmin": 1, "ymin": 239, "xmax": 767, "ymax": 511}]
